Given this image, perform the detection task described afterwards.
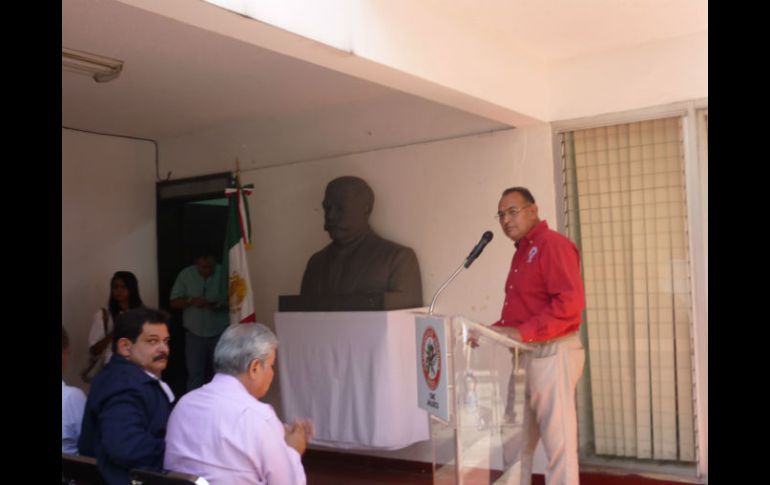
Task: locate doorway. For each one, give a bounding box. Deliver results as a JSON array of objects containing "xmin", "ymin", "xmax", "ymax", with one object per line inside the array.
[{"xmin": 156, "ymin": 172, "xmax": 231, "ymax": 399}]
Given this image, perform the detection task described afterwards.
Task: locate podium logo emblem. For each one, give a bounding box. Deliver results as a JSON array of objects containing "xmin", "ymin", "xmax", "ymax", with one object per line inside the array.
[{"xmin": 421, "ymin": 326, "xmax": 442, "ymax": 391}]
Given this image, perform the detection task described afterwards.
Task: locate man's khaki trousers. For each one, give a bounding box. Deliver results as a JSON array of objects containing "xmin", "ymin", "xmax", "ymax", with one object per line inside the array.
[{"xmin": 515, "ymin": 334, "xmax": 585, "ymax": 485}]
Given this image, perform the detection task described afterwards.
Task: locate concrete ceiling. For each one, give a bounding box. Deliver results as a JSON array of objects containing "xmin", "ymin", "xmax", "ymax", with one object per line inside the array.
[
  {"xmin": 62, "ymin": 0, "xmax": 707, "ymax": 145},
  {"xmin": 62, "ymin": 0, "xmax": 508, "ymax": 141}
]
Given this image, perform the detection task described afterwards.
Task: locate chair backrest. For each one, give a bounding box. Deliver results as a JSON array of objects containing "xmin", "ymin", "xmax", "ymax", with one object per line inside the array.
[
  {"xmin": 129, "ymin": 468, "xmax": 208, "ymax": 485},
  {"xmin": 62, "ymin": 454, "xmax": 206, "ymax": 485},
  {"xmin": 61, "ymin": 453, "xmax": 105, "ymax": 485}
]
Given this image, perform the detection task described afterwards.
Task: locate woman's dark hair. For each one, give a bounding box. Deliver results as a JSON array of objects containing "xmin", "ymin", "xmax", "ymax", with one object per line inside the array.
[{"xmin": 108, "ymin": 271, "xmax": 144, "ymax": 318}]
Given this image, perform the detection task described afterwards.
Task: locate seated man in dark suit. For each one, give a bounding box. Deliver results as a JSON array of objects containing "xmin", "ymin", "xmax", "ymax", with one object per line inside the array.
[
  {"xmin": 78, "ymin": 308, "xmax": 175, "ymax": 485},
  {"xmin": 300, "ymin": 176, "xmax": 423, "ymax": 308}
]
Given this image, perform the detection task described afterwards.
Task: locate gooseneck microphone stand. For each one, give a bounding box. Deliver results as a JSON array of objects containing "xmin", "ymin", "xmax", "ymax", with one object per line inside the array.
[{"xmin": 429, "ymin": 263, "xmax": 466, "ymax": 315}]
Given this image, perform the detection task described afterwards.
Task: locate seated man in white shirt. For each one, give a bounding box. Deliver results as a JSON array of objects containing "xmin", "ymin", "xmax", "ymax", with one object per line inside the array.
[
  {"xmin": 62, "ymin": 325, "xmax": 86, "ymax": 454},
  {"xmin": 164, "ymin": 323, "xmax": 313, "ymax": 485}
]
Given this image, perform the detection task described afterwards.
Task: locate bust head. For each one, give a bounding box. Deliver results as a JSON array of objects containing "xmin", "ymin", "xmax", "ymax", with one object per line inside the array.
[
  {"xmin": 322, "ymin": 176, "xmax": 374, "ymax": 246},
  {"xmin": 294, "ymin": 175, "xmax": 423, "ymax": 309}
]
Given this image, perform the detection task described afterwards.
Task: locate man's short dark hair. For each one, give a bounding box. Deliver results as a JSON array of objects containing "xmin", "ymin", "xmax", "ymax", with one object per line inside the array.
[
  {"xmin": 194, "ymin": 250, "xmax": 217, "ymax": 262},
  {"xmin": 502, "ymin": 187, "xmax": 536, "ymax": 204},
  {"xmin": 112, "ymin": 308, "xmax": 169, "ymax": 352},
  {"xmin": 62, "ymin": 325, "xmax": 69, "ymax": 352}
]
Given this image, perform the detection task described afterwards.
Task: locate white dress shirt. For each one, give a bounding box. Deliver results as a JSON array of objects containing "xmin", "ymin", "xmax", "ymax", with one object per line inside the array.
[
  {"xmin": 143, "ymin": 370, "xmax": 176, "ymax": 403},
  {"xmin": 61, "ymin": 379, "xmax": 86, "ymax": 454},
  {"xmin": 164, "ymin": 373, "xmax": 305, "ymax": 485}
]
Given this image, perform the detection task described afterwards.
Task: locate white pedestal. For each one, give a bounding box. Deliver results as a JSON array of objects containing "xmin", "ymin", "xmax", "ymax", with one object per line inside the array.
[{"xmin": 275, "ymin": 309, "xmax": 430, "ymax": 450}]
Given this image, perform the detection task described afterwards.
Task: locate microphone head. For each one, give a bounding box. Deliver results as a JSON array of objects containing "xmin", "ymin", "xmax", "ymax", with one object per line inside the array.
[{"xmin": 464, "ymin": 230, "xmax": 495, "ymax": 268}]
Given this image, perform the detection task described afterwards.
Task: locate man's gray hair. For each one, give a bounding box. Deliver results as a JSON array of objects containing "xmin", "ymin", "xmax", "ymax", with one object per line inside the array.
[{"xmin": 213, "ymin": 323, "xmax": 278, "ymax": 376}]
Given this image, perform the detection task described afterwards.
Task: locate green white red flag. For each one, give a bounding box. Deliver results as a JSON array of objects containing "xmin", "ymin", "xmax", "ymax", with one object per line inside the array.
[{"xmin": 223, "ymin": 177, "xmax": 256, "ymax": 324}]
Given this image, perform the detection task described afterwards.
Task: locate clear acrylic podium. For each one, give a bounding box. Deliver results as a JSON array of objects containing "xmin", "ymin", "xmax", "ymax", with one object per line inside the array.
[{"xmin": 417, "ymin": 314, "xmax": 534, "ymax": 485}]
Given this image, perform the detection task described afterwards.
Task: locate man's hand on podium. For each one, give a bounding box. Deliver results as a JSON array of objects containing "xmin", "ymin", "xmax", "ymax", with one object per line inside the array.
[
  {"xmin": 467, "ymin": 325, "xmax": 523, "ymax": 348},
  {"xmin": 492, "ymin": 326, "xmax": 522, "ymax": 342},
  {"xmin": 467, "ymin": 329, "xmax": 481, "ymax": 348}
]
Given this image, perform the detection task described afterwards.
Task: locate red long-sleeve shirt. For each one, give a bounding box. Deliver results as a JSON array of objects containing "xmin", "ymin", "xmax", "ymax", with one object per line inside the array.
[{"xmin": 492, "ymin": 220, "xmax": 585, "ymax": 343}]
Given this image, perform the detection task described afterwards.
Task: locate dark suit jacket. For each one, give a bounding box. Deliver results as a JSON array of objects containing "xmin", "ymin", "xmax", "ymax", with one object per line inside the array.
[{"xmin": 78, "ymin": 354, "xmax": 171, "ymax": 485}]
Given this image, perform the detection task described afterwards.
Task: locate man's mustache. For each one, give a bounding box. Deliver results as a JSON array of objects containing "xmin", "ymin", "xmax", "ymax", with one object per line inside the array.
[{"xmin": 153, "ymin": 353, "xmax": 169, "ymax": 362}]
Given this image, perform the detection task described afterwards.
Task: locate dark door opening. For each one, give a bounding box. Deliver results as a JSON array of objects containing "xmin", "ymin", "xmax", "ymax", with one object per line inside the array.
[{"xmin": 157, "ymin": 173, "xmax": 231, "ymax": 399}]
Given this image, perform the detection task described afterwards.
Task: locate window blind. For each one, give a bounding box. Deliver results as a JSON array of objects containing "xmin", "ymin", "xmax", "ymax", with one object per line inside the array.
[{"xmin": 562, "ymin": 117, "xmax": 696, "ymax": 462}]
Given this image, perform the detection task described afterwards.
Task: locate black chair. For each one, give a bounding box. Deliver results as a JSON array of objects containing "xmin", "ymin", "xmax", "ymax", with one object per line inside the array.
[
  {"xmin": 62, "ymin": 454, "xmax": 205, "ymax": 485},
  {"xmin": 61, "ymin": 454, "xmax": 105, "ymax": 485},
  {"xmin": 129, "ymin": 468, "xmax": 206, "ymax": 485}
]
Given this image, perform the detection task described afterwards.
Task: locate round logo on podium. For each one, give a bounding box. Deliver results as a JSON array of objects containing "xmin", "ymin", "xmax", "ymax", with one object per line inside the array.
[{"xmin": 421, "ymin": 326, "xmax": 442, "ymax": 391}]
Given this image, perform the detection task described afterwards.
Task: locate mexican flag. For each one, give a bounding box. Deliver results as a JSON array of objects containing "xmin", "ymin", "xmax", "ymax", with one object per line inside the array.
[{"xmin": 223, "ymin": 178, "xmax": 256, "ymax": 324}]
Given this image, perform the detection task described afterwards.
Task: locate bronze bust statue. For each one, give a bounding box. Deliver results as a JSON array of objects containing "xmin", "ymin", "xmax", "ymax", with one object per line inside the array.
[{"xmin": 296, "ymin": 176, "xmax": 423, "ymax": 310}]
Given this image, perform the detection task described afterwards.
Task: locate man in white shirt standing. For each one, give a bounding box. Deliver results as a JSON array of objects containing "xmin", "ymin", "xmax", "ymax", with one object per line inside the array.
[
  {"xmin": 164, "ymin": 323, "xmax": 313, "ymax": 485},
  {"xmin": 62, "ymin": 325, "xmax": 86, "ymax": 454}
]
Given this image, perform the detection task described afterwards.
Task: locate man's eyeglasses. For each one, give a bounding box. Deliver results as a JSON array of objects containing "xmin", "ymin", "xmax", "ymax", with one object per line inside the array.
[{"xmin": 495, "ymin": 204, "xmax": 531, "ymax": 222}]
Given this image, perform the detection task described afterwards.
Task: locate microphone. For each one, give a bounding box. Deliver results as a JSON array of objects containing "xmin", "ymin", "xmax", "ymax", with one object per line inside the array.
[
  {"xmin": 429, "ymin": 230, "xmax": 495, "ymax": 315},
  {"xmin": 464, "ymin": 231, "xmax": 494, "ymax": 269}
]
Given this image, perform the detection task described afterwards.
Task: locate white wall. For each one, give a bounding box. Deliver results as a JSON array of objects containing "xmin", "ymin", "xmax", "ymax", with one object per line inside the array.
[
  {"xmin": 349, "ymin": 0, "xmax": 550, "ymax": 122},
  {"xmin": 159, "ymin": 92, "xmax": 507, "ymax": 177},
  {"xmin": 62, "ymin": 129, "xmax": 159, "ymax": 389},
  {"xmin": 158, "ymin": 125, "xmax": 555, "ymax": 466},
  {"xmin": 117, "ymin": 0, "xmax": 546, "ymax": 127},
  {"xmin": 548, "ymin": 32, "xmax": 708, "ymax": 121}
]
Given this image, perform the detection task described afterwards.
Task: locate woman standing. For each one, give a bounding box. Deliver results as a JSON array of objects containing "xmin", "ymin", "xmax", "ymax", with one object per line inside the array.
[{"xmin": 81, "ymin": 271, "xmax": 144, "ymax": 382}]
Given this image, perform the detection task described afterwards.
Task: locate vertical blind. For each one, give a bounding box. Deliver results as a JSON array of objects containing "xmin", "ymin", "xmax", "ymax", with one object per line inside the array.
[{"xmin": 562, "ymin": 117, "xmax": 696, "ymax": 461}]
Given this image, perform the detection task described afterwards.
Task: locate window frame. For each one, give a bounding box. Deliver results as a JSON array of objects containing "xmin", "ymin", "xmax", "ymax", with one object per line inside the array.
[{"xmin": 551, "ymin": 99, "xmax": 708, "ymax": 482}]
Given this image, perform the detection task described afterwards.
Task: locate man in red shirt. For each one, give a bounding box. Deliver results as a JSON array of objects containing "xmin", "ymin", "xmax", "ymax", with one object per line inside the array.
[{"xmin": 491, "ymin": 187, "xmax": 585, "ymax": 485}]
